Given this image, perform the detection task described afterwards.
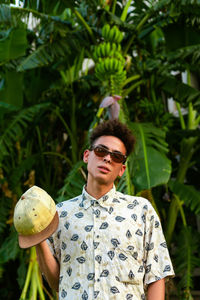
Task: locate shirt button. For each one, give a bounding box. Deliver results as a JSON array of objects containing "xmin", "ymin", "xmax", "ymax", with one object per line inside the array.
[
  {"xmin": 96, "ymin": 235, "xmax": 99, "ymax": 238},
  {"xmin": 97, "ymin": 278, "xmax": 100, "ymax": 282}
]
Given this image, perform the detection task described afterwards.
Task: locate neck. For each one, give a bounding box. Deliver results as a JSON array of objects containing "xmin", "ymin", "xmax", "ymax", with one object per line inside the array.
[{"xmin": 85, "ymin": 179, "xmax": 113, "ymax": 199}]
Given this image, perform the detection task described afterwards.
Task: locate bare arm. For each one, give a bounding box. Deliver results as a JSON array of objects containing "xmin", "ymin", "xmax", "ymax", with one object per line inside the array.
[
  {"xmin": 147, "ymin": 278, "xmax": 165, "ymax": 300},
  {"xmin": 36, "ymin": 240, "xmax": 60, "ymax": 292}
]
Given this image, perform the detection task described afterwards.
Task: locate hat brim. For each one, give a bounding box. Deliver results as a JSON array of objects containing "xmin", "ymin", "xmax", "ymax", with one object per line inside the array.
[{"xmin": 18, "ymin": 211, "xmax": 59, "ymax": 249}]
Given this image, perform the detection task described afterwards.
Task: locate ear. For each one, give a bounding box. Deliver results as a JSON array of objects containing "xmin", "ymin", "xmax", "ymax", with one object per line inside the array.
[
  {"xmin": 118, "ymin": 164, "xmax": 126, "ymax": 177},
  {"xmin": 83, "ymin": 149, "xmax": 90, "ymax": 163}
]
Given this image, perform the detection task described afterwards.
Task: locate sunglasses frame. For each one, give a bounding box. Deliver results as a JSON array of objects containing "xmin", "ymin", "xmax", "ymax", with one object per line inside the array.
[{"xmin": 90, "ymin": 145, "xmax": 127, "ymax": 164}]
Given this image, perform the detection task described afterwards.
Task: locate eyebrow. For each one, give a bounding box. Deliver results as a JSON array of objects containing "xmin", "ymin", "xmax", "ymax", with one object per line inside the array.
[{"xmin": 96, "ymin": 144, "xmax": 124, "ymax": 154}]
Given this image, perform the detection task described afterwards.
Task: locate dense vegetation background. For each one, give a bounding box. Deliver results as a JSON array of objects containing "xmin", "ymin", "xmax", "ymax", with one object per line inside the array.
[{"xmin": 0, "ymin": 0, "xmax": 200, "ymax": 299}]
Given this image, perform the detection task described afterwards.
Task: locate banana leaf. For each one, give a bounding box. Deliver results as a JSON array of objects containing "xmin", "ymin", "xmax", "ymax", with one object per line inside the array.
[
  {"xmin": 0, "ymin": 71, "xmax": 23, "ymax": 107},
  {"xmin": 129, "ymin": 122, "xmax": 171, "ymax": 191},
  {"xmin": 168, "ymin": 180, "xmax": 200, "ymax": 214},
  {"xmin": 0, "ymin": 27, "xmax": 27, "ymax": 62}
]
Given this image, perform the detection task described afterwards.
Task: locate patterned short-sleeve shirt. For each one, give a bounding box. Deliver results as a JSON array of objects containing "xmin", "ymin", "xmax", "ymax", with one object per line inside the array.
[{"xmin": 47, "ymin": 186, "xmax": 174, "ymax": 300}]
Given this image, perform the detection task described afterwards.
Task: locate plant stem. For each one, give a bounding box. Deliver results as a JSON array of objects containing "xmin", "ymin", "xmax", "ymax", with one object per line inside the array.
[
  {"xmin": 35, "ymin": 262, "xmax": 45, "ymax": 300},
  {"xmin": 176, "ymin": 102, "xmax": 186, "ymax": 130},
  {"xmin": 111, "ymin": 0, "xmax": 117, "ymax": 14},
  {"xmin": 73, "ymin": 9, "xmax": 96, "ymax": 44},
  {"xmin": 120, "ymin": 0, "xmax": 132, "ymax": 22},
  {"xmin": 19, "ymin": 249, "xmax": 34, "ymax": 300}
]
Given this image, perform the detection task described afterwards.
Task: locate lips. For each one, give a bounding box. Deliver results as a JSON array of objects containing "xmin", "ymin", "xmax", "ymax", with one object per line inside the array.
[{"xmin": 98, "ymin": 165, "xmax": 110, "ymax": 173}]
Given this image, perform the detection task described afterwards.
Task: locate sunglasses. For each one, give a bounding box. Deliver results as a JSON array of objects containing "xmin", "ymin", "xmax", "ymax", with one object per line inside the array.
[{"xmin": 90, "ymin": 145, "xmax": 127, "ymax": 164}]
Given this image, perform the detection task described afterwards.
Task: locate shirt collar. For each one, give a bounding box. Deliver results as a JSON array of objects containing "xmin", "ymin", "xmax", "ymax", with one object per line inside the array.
[{"xmin": 80, "ymin": 185, "xmax": 116, "ymax": 210}]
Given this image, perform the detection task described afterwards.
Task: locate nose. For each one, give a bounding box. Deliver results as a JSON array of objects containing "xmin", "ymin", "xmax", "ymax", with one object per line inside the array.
[{"xmin": 103, "ymin": 153, "xmax": 111, "ymax": 162}]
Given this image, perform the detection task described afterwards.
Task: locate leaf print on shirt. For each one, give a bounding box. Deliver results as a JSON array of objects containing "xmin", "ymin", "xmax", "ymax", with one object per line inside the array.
[
  {"xmin": 154, "ymin": 254, "xmax": 158, "ymax": 262},
  {"xmin": 131, "ymin": 214, "xmax": 137, "ymax": 221},
  {"xmin": 59, "ymin": 276, "xmax": 63, "ymax": 284},
  {"xmin": 126, "ymin": 230, "xmax": 132, "ymax": 238},
  {"xmin": 93, "ymin": 242, "xmax": 99, "ymax": 249},
  {"xmin": 72, "ymin": 282, "xmax": 81, "ymax": 290},
  {"xmin": 61, "ymin": 241, "xmax": 67, "ymax": 250},
  {"xmin": 110, "ymin": 286, "xmax": 120, "ymax": 294},
  {"xmin": 100, "ymin": 269, "xmax": 109, "ymax": 277},
  {"xmin": 132, "ymin": 252, "xmax": 138, "ymax": 260},
  {"xmin": 94, "ymin": 291, "xmax": 100, "ymax": 298},
  {"xmin": 128, "ymin": 270, "xmax": 135, "ymax": 279},
  {"xmin": 76, "ymin": 256, "xmax": 86, "ymax": 264},
  {"xmin": 84, "ymin": 225, "xmax": 93, "ymax": 232},
  {"xmin": 126, "ymin": 294, "xmax": 133, "ymax": 300},
  {"xmin": 63, "ymin": 254, "xmax": 71, "ymax": 263},
  {"xmin": 71, "ymin": 234, "xmax": 79, "ymax": 241},
  {"xmin": 108, "ymin": 250, "xmax": 115, "ymax": 260},
  {"xmin": 163, "ymin": 265, "xmax": 171, "ymax": 272},
  {"xmin": 115, "ymin": 216, "xmax": 125, "ymax": 222},
  {"xmin": 111, "ymin": 238, "xmax": 120, "ymax": 248},
  {"xmin": 127, "ymin": 245, "xmax": 134, "ymax": 251},
  {"xmin": 141, "ymin": 214, "xmax": 146, "ymax": 223},
  {"xmin": 75, "ymin": 212, "xmax": 84, "ymax": 218},
  {"xmin": 60, "ymin": 211, "xmax": 67, "ymax": 218},
  {"xmin": 81, "ymin": 241, "xmax": 88, "ymax": 251},
  {"xmin": 145, "ymin": 242, "xmax": 154, "ymax": 251},
  {"xmin": 67, "ymin": 267, "xmax": 72, "ymax": 276},
  {"xmin": 119, "ymin": 253, "xmax": 128, "ymax": 261},
  {"xmin": 108, "ymin": 206, "xmax": 114, "ymax": 214},
  {"xmin": 160, "ymin": 242, "xmax": 167, "ymax": 248},
  {"xmin": 82, "ymin": 290, "xmax": 89, "ymax": 300},
  {"xmin": 146, "ymin": 264, "xmax": 151, "ymax": 273},
  {"xmin": 103, "ymin": 195, "xmax": 109, "ymax": 201},
  {"xmin": 127, "ymin": 203, "xmax": 135, "ymax": 209},
  {"xmin": 133, "ymin": 199, "xmax": 139, "ymax": 207},
  {"xmin": 135, "ymin": 229, "xmax": 143, "ymax": 236},
  {"xmin": 93, "ymin": 209, "xmax": 100, "ymax": 217},
  {"xmin": 99, "ymin": 222, "xmax": 109, "ymax": 229},
  {"xmin": 87, "ymin": 273, "xmax": 95, "ymax": 280},
  {"xmin": 138, "ymin": 266, "xmax": 144, "ymax": 273},
  {"xmin": 95, "ymin": 255, "xmax": 102, "ymax": 264},
  {"xmin": 57, "ymin": 202, "xmax": 63, "ymax": 208},
  {"xmin": 61, "ymin": 289, "xmax": 67, "ymax": 298},
  {"xmin": 155, "ymin": 221, "xmax": 160, "ymax": 228},
  {"xmin": 57, "ymin": 230, "xmax": 61, "ymax": 239},
  {"xmin": 64, "ymin": 222, "xmax": 70, "ymax": 230},
  {"xmin": 112, "ymin": 198, "xmax": 120, "ymax": 203}
]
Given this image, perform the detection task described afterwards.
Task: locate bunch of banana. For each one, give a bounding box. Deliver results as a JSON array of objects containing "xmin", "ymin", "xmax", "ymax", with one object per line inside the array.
[
  {"xmin": 95, "ymin": 57, "xmax": 124, "ymax": 77},
  {"xmin": 93, "ymin": 42, "xmax": 122, "ymax": 61},
  {"xmin": 101, "ymin": 24, "xmax": 123, "ymax": 43},
  {"xmin": 92, "ymin": 22, "xmax": 127, "ymax": 95}
]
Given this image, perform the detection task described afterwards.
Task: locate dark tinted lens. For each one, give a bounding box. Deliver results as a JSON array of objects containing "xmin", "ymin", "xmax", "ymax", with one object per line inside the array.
[
  {"xmin": 94, "ymin": 147, "xmax": 109, "ymax": 157},
  {"xmin": 111, "ymin": 152, "xmax": 124, "ymax": 163}
]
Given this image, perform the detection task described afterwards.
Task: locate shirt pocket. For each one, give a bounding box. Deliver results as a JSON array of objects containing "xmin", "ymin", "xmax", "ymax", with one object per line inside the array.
[{"xmin": 114, "ymin": 243, "xmax": 145, "ymax": 286}]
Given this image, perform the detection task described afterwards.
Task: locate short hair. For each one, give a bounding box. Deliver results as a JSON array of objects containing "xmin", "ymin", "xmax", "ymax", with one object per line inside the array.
[{"xmin": 89, "ymin": 119, "xmax": 135, "ymax": 156}]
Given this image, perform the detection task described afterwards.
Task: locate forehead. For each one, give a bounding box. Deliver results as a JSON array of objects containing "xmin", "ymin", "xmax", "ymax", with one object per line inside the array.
[{"xmin": 94, "ymin": 135, "xmax": 126, "ymax": 153}]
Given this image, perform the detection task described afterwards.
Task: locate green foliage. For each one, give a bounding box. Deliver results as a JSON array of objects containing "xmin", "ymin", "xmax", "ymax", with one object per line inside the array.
[
  {"xmin": 175, "ymin": 226, "xmax": 200, "ymax": 298},
  {"xmin": 0, "ymin": 227, "xmax": 19, "ymax": 264},
  {"xmin": 128, "ymin": 123, "xmax": 171, "ymax": 191},
  {"xmin": 168, "ymin": 180, "xmax": 200, "ymax": 214},
  {"xmin": 56, "ymin": 161, "xmax": 86, "ymax": 201},
  {"xmin": 0, "ymin": 27, "xmax": 27, "ymax": 61},
  {"xmin": 0, "ymin": 0, "xmax": 200, "ymax": 299},
  {"xmin": 0, "ymin": 103, "xmax": 50, "ymax": 162}
]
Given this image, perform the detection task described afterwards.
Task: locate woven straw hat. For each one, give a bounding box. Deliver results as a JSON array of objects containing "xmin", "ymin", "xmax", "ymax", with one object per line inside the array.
[{"xmin": 14, "ymin": 185, "xmax": 59, "ymax": 248}]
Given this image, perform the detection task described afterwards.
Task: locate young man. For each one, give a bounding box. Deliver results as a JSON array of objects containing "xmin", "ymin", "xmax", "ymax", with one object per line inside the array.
[{"xmin": 36, "ymin": 119, "xmax": 174, "ymax": 300}]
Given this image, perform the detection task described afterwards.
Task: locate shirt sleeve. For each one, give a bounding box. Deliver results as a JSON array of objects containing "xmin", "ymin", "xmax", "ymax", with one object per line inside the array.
[
  {"xmin": 46, "ymin": 209, "xmax": 62, "ymax": 263},
  {"xmin": 143, "ymin": 203, "xmax": 175, "ymax": 285}
]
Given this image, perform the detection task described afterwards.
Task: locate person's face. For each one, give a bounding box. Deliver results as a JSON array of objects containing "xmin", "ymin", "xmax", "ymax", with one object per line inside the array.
[{"xmin": 83, "ymin": 135, "xmax": 126, "ymax": 187}]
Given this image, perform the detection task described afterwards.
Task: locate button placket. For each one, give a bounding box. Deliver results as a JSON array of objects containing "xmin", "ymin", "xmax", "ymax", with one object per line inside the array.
[{"xmin": 93, "ymin": 203, "xmax": 102, "ymax": 288}]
